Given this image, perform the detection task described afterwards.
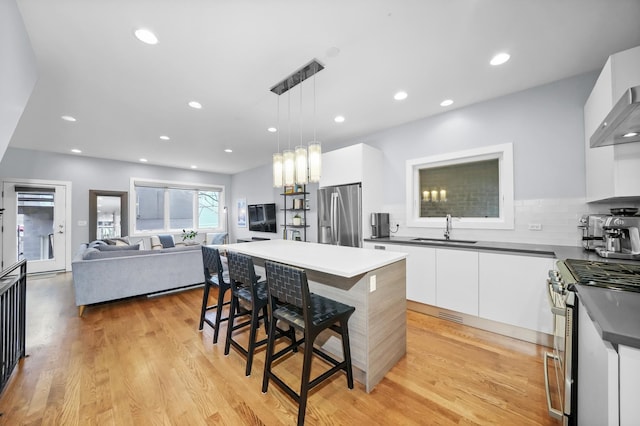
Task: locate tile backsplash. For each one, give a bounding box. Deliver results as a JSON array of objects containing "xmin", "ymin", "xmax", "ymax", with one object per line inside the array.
[{"xmin": 383, "ymin": 198, "xmax": 640, "ymax": 247}]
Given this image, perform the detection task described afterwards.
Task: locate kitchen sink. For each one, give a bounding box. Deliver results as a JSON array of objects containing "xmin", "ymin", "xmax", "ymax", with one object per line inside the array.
[{"xmin": 411, "ymin": 237, "xmax": 477, "ymax": 244}]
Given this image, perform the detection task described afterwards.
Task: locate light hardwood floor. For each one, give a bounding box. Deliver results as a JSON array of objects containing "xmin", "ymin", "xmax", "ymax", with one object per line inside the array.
[{"xmin": 0, "ymin": 272, "xmax": 560, "ymax": 425}]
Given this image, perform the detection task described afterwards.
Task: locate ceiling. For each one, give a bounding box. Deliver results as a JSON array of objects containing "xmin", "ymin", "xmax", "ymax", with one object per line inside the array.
[{"xmin": 11, "ymin": 0, "xmax": 640, "ymax": 175}]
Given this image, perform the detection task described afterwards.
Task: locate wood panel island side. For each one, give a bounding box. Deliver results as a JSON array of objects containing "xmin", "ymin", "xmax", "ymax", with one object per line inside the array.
[{"xmin": 221, "ymin": 239, "xmax": 407, "ymax": 392}]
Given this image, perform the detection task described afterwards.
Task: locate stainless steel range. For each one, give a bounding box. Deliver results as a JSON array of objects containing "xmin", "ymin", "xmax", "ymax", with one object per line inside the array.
[
  {"xmin": 544, "ymin": 258, "xmax": 640, "ymax": 425},
  {"xmin": 563, "ymin": 259, "xmax": 640, "ymax": 293}
]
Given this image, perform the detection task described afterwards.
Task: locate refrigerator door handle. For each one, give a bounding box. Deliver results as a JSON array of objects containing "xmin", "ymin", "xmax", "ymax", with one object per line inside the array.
[{"xmin": 331, "ymin": 192, "xmax": 339, "ymax": 244}]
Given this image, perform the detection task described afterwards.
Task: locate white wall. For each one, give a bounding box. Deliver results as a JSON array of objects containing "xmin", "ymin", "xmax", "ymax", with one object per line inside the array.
[
  {"xmin": 0, "ymin": 0, "xmax": 37, "ymax": 161},
  {"xmin": 0, "ymin": 148, "xmax": 232, "ymax": 250}
]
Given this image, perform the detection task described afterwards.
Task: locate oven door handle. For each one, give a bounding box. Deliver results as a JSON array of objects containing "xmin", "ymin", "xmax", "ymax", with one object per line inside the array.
[
  {"xmin": 543, "ymin": 351, "xmax": 564, "ymax": 420},
  {"xmin": 546, "ymin": 282, "xmax": 567, "ymax": 316}
]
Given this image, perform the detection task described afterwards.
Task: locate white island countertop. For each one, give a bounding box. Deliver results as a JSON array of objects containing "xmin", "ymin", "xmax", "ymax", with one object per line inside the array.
[{"xmin": 223, "ymin": 239, "xmax": 406, "ymax": 277}]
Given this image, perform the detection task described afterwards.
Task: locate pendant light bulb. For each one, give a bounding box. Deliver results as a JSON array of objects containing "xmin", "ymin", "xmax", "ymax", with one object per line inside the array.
[
  {"xmin": 273, "ymin": 152, "xmax": 283, "ymax": 188},
  {"xmin": 283, "ymin": 149, "xmax": 295, "ymax": 186},
  {"xmin": 295, "ymin": 145, "xmax": 308, "ymax": 185},
  {"xmin": 308, "ymin": 141, "xmax": 322, "ymax": 183}
]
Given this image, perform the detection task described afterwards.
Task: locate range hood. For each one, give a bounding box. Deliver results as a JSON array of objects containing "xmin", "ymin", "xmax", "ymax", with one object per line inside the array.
[{"xmin": 590, "ymin": 85, "xmax": 640, "ymax": 148}]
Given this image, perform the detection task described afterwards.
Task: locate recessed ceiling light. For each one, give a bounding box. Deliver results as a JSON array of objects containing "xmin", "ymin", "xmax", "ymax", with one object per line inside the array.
[
  {"xmin": 159, "ymin": 135, "xmax": 170, "ymax": 141},
  {"xmin": 139, "ymin": 158, "xmax": 148, "ymax": 163},
  {"xmin": 224, "ymin": 149, "xmax": 233, "ymax": 153},
  {"xmin": 394, "ymin": 91, "xmax": 408, "ymax": 101},
  {"xmin": 334, "ymin": 115, "xmax": 345, "ymax": 123},
  {"xmin": 490, "ymin": 52, "xmax": 511, "ymax": 66},
  {"xmin": 70, "ymin": 148, "xmax": 82, "ymax": 153},
  {"xmin": 190, "ymin": 165, "xmax": 198, "ymax": 169},
  {"xmin": 440, "ymin": 99, "xmax": 454, "ymax": 107},
  {"xmin": 61, "ymin": 115, "xmax": 76, "ymax": 122},
  {"xmin": 188, "ymin": 101, "xmax": 202, "ymax": 109},
  {"xmin": 623, "ymin": 132, "xmax": 638, "ymax": 138},
  {"xmin": 134, "ymin": 28, "xmax": 158, "ymax": 45},
  {"xmin": 267, "ymin": 127, "xmax": 277, "ymax": 133}
]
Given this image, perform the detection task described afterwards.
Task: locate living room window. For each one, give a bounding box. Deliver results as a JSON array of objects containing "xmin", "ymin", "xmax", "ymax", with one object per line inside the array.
[{"xmin": 131, "ymin": 179, "xmax": 225, "ymax": 234}]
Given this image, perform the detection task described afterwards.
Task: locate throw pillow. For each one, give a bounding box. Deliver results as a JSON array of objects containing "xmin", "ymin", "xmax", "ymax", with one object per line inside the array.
[
  {"xmin": 96, "ymin": 243, "xmax": 140, "ymax": 251},
  {"xmin": 88, "ymin": 240, "xmax": 108, "ymax": 249},
  {"xmin": 104, "ymin": 237, "xmax": 130, "ymax": 246},
  {"xmin": 158, "ymin": 234, "xmax": 175, "ymax": 248},
  {"xmin": 206, "ymin": 232, "xmax": 228, "ymax": 245}
]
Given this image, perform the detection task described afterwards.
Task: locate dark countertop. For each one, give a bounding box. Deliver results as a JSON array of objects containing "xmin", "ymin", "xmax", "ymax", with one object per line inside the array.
[
  {"xmin": 365, "ymin": 236, "xmax": 640, "ymax": 350},
  {"xmin": 575, "ymin": 285, "xmax": 640, "ymax": 349}
]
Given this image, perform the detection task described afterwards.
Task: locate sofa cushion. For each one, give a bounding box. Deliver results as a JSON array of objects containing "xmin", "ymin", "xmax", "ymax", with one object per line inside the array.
[
  {"xmin": 96, "ymin": 243, "xmax": 140, "ymax": 252},
  {"xmin": 82, "ymin": 248, "xmax": 102, "ymax": 260},
  {"xmin": 158, "ymin": 234, "xmax": 175, "ymax": 248}
]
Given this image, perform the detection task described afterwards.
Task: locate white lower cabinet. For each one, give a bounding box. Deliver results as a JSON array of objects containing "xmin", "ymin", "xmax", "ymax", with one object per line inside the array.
[
  {"xmin": 435, "ymin": 248, "xmax": 479, "ymax": 316},
  {"xmin": 478, "ymin": 252, "xmax": 555, "ymax": 334},
  {"xmin": 619, "ymin": 345, "xmax": 640, "ymax": 426},
  {"xmin": 364, "ymin": 242, "xmax": 436, "ymax": 305},
  {"xmin": 365, "ymin": 242, "xmax": 555, "ymax": 334}
]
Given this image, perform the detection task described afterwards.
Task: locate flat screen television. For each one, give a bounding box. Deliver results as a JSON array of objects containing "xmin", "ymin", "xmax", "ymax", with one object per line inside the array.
[{"xmin": 248, "ymin": 203, "xmax": 277, "ymax": 233}]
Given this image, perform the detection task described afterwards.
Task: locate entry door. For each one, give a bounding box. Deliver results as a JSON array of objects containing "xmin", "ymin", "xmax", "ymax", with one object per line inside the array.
[{"xmin": 2, "ymin": 182, "xmax": 68, "ymax": 273}]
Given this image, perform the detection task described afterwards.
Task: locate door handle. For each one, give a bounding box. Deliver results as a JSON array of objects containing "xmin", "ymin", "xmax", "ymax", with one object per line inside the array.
[{"xmin": 543, "ymin": 351, "xmax": 564, "ymax": 420}]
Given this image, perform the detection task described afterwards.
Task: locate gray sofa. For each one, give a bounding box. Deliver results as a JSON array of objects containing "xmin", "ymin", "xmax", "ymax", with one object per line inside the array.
[{"xmin": 72, "ymin": 243, "xmax": 205, "ymax": 316}]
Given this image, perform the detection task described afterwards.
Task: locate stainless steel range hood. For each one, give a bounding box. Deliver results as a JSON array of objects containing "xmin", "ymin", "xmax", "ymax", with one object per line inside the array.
[{"xmin": 590, "ymin": 85, "xmax": 640, "ymax": 148}]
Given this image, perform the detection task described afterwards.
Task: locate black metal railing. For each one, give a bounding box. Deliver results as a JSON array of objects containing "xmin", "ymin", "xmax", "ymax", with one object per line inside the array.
[{"xmin": 0, "ymin": 260, "xmax": 27, "ymax": 395}]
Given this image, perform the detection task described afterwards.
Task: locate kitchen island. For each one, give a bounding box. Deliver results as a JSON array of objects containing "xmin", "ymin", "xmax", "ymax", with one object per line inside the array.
[{"xmin": 222, "ymin": 239, "xmax": 407, "ymax": 392}]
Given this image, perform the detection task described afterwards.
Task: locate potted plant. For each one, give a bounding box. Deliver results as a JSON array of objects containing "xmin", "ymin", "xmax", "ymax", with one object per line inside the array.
[
  {"xmin": 181, "ymin": 229, "xmax": 198, "ymax": 242},
  {"xmin": 292, "ymin": 214, "xmax": 302, "ymax": 226}
]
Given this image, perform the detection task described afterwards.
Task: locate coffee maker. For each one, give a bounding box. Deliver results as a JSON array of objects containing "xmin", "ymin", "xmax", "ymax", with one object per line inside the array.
[
  {"xmin": 370, "ymin": 213, "xmax": 390, "ymax": 239},
  {"xmin": 578, "ymin": 214, "xmax": 609, "ymax": 250},
  {"xmin": 595, "ymin": 216, "xmax": 640, "ymax": 260}
]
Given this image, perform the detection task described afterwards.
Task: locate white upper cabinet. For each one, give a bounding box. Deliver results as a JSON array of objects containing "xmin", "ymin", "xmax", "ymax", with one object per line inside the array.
[{"xmin": 585, "ymin": 45, "xmax": 640, "ymax": 202}]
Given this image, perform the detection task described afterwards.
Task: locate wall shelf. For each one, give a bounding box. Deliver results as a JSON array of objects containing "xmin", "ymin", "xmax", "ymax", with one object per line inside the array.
[{"xmin": 281, "ymin": 186, "xmax": 309, "ymax": 241}]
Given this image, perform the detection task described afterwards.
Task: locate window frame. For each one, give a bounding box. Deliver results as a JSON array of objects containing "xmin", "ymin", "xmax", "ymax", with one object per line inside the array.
[
  {"xmin": 405, "ymin": 143, "xmax": 514, "ymax": 230},
  {"xmin": 129, "ymin": 178, "xmax": 225, "ymax": 236}
]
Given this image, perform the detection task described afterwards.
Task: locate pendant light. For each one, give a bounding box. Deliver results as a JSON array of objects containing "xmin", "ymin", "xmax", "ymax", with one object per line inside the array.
[
  {"xmin": 308, "ymin": 63, "xmax": 322, "ymax": 183},
  {"xmin": 295, "ymin": 81, "xmax": 308, "ymax": 185},
  {"xmin": 283, "ymin": 90, "xmax": 295, "ymax": 186},
  {"xmin": 270, "ymin": 59, "xmax": 325, "ymax": 186},
  {"xmin": 272, "ymin": 95, "xmax": 283, "ymax": 188}
]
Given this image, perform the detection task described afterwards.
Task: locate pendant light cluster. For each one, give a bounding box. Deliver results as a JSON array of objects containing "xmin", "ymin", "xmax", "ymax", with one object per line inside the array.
[{"xmin": 271, "ymin": 59, "xmax": 324, "ymax": 188}]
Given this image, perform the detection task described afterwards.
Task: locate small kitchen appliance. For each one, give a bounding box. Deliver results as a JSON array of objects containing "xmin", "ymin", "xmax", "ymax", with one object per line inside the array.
[
  {"xmin": 578, "ymin": 214, "xmax": 609, "ymax": 251},
  {"xmin": 595, "ymin": 216, "xmax": 640, "ymax": 260},
  {"xmin": 370, "ymin": 213, "xmax": 390, "ymax": 239}
]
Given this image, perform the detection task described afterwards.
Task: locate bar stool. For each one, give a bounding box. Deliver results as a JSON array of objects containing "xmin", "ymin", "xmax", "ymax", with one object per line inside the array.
[
  {"xmin": 224, "ymin": 251, "xmax": 296, "ymax": 376},
  {"xmin": 198, "ymin": 246, "xmax": 230, "ymax": 343},
  {"xmin": 262, "ymin": 260, "xmax": 355, "ymax": 426}
]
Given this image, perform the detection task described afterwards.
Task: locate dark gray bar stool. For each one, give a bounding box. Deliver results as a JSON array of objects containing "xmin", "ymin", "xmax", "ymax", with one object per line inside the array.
[
  {"xmin": 225, "ymin": 251, "xmax": 296, "ymax": 376},
  {"xmin": 199, "ymin": 246, "xmax": 230, "ymax": 343},
  {"xmin": 262, "ymin": 260, "xmax": 355, "ymax": 426}
]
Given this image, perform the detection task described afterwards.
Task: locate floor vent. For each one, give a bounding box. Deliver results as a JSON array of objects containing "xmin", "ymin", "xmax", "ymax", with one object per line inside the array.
[{"xmin": 438, "ymin": 311, "xmax": 463, "ymax": 324}]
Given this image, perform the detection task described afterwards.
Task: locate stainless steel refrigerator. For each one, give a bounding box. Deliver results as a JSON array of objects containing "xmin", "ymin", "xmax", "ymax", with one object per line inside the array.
[{"xmin": 317, "ymin": 183, "xmax": 362, "ymax": 247}]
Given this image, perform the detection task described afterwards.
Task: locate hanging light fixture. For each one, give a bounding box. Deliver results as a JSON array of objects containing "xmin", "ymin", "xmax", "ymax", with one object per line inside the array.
[
  {"xmin": 308, "ymin": 63, "xmax": 322, "ymax": 183},
  {"xmin": 270, "ymin": 59, "xmax": 325, "ymax": 186},
  {"xmin": 295, "ymin": 80, "xmax": 308, "ymax": 185},
  {"xmin": 283, "ymin": 90, "xmax": 295, "ymax": 186},
  {"xmin": 272, "ymin": 95, "xmax": 283, "ymax": 188}
]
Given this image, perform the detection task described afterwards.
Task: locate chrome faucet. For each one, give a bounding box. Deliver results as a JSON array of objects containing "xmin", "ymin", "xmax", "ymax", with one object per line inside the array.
[{"xmin": 444, "ymin": 214, "xmax": 452, "ymax": 240}]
